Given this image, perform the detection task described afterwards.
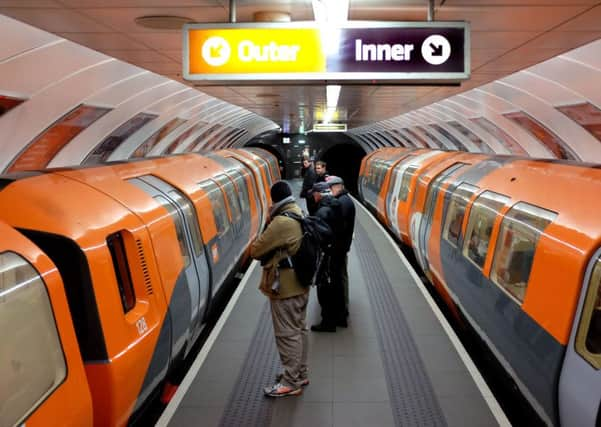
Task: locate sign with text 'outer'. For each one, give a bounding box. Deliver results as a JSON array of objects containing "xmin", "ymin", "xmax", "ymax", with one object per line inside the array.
[{"xmin": 184, "ymin": 21, "xmax": 469, "ymax": 84}]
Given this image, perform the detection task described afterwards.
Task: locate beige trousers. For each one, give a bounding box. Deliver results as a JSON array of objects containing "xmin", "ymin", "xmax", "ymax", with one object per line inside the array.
[{"xmin": 270, "ymin": 292, "xmax": 309, "ymax": 388}]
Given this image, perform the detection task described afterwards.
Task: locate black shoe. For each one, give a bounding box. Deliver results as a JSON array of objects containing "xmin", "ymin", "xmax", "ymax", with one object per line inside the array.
[
  {"xmin": 336, "ymin": 319, "xmax": 348, "ymax": 328},
  {"xmin": 311, "ymin": 323, "xmax": 336, "ymax": 332}
]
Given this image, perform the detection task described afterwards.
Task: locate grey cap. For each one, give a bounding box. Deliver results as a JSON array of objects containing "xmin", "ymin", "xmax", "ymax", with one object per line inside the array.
[
  {"xmin": 326, "ymin": 176, "xmax": 344, "ymax": 186},
  {"xmin": 312, "ymin": 181, "xmax": 330, "ymax": 194}
]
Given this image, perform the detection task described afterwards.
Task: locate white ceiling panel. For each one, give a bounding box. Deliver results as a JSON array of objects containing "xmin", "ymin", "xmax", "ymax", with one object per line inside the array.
[
  {"xmin": 0, "ymin": 40, "xmax": 109, "ymax": 95},
  {"xmin": 0, "ymin": 14, "xmax": 59, "ymax": 60},
  {"xmin": 501, "ymin": 71, "xmax": 583, "ymax": 106}
]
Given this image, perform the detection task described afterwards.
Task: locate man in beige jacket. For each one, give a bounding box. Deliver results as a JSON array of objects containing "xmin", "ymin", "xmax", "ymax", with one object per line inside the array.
[{"xmin": 250, "ymin": 181, "xmax": 310, "ymax": 397}]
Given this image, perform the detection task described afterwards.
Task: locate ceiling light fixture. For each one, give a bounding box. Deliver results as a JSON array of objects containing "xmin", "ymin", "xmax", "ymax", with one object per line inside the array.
[{"xmin": 326, "ymin": 85, "xmax": 341, "ymax": 108}]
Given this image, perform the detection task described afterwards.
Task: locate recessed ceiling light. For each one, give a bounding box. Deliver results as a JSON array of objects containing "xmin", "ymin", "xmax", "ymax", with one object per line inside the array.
[{"xmin": 135, "ymin": 15, "xmax": 193, "ymax": 30}]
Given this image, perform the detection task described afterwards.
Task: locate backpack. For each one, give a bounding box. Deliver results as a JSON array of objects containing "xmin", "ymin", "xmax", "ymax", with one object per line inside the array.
[{"xmin": 281, "ymin": 211, "xmax": 333, "ymax": 287}]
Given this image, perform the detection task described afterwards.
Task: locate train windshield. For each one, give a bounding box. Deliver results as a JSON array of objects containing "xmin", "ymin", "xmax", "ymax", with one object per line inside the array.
[
  {"xmin": 0, "ymin": 252, "xmax": 66, "ymax": 426},
  {"xmin": 576, "ymin": 255, "xmax": 601, "ymax": 368}
]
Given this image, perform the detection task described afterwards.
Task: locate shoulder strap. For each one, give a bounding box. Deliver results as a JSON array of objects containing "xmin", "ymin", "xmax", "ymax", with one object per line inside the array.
[{"xmin": 281, "ymin": 211, "xmax": 303, "ymax": 222}]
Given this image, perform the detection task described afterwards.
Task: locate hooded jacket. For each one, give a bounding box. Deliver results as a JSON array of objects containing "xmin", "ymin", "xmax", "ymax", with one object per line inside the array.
[{"xmin": 250, "ymin": 197, "xmax": 307, "ymax": 299}]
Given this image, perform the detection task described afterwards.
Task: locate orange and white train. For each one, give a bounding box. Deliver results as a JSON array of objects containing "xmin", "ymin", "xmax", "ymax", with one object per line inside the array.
[
  {"xmin": 0, "ymin": 148, "xmax": 279, "ymax": 427},
  {"xmin": 359, "ymin": 147, "xmax": 601, "ymax": 427}
]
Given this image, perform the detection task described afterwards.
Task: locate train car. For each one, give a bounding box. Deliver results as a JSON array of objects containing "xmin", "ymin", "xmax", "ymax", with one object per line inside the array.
[
  {"xmin": 245, "ymin": 147, "xmax": 282, "ymax": 184},
  {"xmin": 218, "ymin": 148, "xmax": 273, "ymax": 228},
  {"xmin": 358, "ymin": 147, "xmax": 411, "ymax": 221},
  {"xmin": 363, "ymin": 148, "xmax": 601, "ymax": 426},
  {"xmin": 0, "ymin": 152, "xmax": 269, "ymax": 427},
  {"xmin": 0, "ymin": 221, "xmax": 93, "ymax": 427}
]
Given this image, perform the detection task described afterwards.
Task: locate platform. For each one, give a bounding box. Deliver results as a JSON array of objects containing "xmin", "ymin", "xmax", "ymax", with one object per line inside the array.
[{"xmin": 156, "ymin": 185, "xmax": 509, "ymax": 427}]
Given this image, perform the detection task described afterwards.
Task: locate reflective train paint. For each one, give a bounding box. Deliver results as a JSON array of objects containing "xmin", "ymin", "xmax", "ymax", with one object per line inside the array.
[
  {"xmin": 0, "ymin": 148, "xmax": 278, "ymax": 427},
  {"xmin": 359, "ymin": 147, "xmax": 601, "ymax": 427}
]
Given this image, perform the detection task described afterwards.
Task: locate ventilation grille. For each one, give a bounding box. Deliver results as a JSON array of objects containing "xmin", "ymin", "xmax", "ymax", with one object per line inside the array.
[{"xmin": 136, "ymin": 239, "xmax": 153, "ymax": 295}]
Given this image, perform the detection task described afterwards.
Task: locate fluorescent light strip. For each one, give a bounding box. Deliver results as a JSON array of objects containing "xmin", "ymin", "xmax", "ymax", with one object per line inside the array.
[{"xmin": 326, "ymin": 85, "xmax": 341, "ymax": 108}]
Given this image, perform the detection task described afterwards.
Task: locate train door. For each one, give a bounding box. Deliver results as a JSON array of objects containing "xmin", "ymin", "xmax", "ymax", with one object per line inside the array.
[
  {"xmin": 389, "ymin": 151, "xmax": 443, "ymax": 236},
  {"xmin": 559, "ymin": 249, "xmax": 601, "ymax": 427},
  {"xmin": 129, "ymin": 176, "xmax": 210, "ymax": 345},
  {"xmin": 413, "ymin": 163, "xmax": 466, "ymax": 273},
  {"xmin": 198, "ymin": 179, "xmax": 233, "ymax": 294},
  {"xmin": 214, "ymin": 174, "xmax": 243, "ymax": 240},
  {"xmin": 233, "ymin": 157, "xmax": 267, "ymax": 228}
]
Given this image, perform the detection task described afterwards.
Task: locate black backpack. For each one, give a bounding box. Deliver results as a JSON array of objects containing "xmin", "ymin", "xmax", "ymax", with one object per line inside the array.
[{"xmin": 281, "ymin": 211, "xmax": 333, "ymax": 287}]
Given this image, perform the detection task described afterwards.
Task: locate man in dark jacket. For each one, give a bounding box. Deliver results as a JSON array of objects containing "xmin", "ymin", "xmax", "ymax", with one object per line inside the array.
[
  {"xmin": 299, "ymin": 158, "xmax": 318, "ymax": 215},
  {"xmin": 314, "ymin": 160, "xmax": 329, "ymax": 183},
  {"xmin": 310, "ymin": 181, "xmax": 345, "ymax": 332},
  {"xmin": 250, "ymin": 181, "xmax": 310, "ymax": 397},
  {"xmin": 327, "ymin": 176, "xmax": 356, "ymax": 324}
]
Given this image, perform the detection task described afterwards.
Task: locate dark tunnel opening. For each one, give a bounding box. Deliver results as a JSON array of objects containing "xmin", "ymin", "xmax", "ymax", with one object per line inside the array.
[{"xmin": 319, "ymin": 142, "xmax": 367, "ymax": 195}]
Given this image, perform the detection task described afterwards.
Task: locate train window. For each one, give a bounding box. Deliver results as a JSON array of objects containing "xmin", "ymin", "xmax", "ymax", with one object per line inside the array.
[
  {"xmin": 398, "ymin": 164, "xmax": 419, "ymax": 202},
  {"xmin": 199, "ymin": 180, "xmax": 229, "ymax": 234},
  {"xmin": 131, "ymin": 117, "xmax": 187, "ymax": 158},
  {"xmin": 503, "ymin": 111, "xmax": 576, "ymax": 160},
  {"xmin": 0, "ymin": 252, "xmax": 66, "ymax": 427},
  {"xmin": 154, "ymin": 195, "xmax": 191, "ymax": 268},
  {"xmin": 7, "ymin": 104, "xmax": 111, "ymax": 172},
  {"xmin": 254, "ymin": 156, "xmax": 273, "ymax": 188},
  {"xmin": 106, "ymin": 232, "xmax": 136, "ymax": 313},
  {"xmin": 0, "ymin": 95, "xmax": 25, "ymax": 117},
  {"xmin": 443, "ymin": 183, "xmax": 479, "ymax": 248},
  {"xmin": 462, "ymin": 191, "xmax": 509, "ymax": 269},
  {"xmin": 226, "ymin": 170, "xmax": 250, "ymax": 215},
  {"xmin": 214, "ymin": 175, "xmax": 242, "ymax": 223},
  {"xmin": 84, "ymin": 112, "xmax": 157, "ymax": 164},
  {"xmin": 575, "ymin": 255, "xmax": 601, "ymax": 368},
  {"xmin": 470, "ymin": 117, "xmax": 527, "ymax": 155},
  {"xmin": 423, "ymin": 163, "xmax": 467, "ymax": 217},
  {"xmin": 168, "ymin": 190, "xmax": 204, "ymax": 256},
  {"xmin": 490, "ymin": 203, "xmax": 556, "ymax": 303}
]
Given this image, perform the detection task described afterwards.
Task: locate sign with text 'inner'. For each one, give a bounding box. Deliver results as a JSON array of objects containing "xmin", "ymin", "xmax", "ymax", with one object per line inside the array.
[{"xmin": 184, "ymin": 22, "xmax": 469, "ymax": 84}]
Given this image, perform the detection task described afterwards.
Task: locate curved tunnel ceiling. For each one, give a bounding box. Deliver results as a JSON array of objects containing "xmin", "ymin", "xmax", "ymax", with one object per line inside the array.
[
  {"xmin": 349, "ymin": 37, "xmax": 601, "ymax": 162},
  {"xmin": 0, "ymin": 14, "xmax": 278, "ymax": 172},
  {"xmin": 1, "ymin": 2, "xmax": 601, "ymax": 168}
]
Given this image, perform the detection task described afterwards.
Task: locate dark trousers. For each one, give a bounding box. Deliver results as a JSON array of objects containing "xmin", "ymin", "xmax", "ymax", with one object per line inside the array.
[{"xmin": 316, "ymin": 251, "xmax": 346, "ymax": 326}]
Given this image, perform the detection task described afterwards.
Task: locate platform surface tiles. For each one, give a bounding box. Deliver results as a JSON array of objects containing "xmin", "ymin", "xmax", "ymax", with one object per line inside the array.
[{"xmin": 157, "ymin": 183, "xmax": 509, "ymax": 427}]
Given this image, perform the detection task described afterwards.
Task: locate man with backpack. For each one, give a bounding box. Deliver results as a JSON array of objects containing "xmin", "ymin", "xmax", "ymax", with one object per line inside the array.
[
  {"xmin": 250, "ymin": 181, "xmax": 309, "ymax": 397},
  {"xmin": 310, "ymin": 181, "xmax": 345, "ymax": 332}
]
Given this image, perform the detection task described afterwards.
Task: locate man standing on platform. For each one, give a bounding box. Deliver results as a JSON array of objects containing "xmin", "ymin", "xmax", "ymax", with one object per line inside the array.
[
  {"xmin": 327, "ymin": 176, "xmax": 356, "ymax": 325},
  {"xmin": 310, "ymin": 181, "xmax": 344, "ymax": 332},
  {"xmin": 299, "ymin": 157, "xmax": 318, "ymax": 215},
  {"xmin": 250, "ymin": 181, "xmax": 310, "ymax": 397}
]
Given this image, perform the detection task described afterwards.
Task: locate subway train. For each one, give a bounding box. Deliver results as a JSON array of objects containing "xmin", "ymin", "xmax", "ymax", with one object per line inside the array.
[
  {"xmin": 359, "ymin": 147, "xmax": 601, "ymax": 427},
  {"xmin": 0, "ymin": 148, "xmax": 279, "ymax": 427}
]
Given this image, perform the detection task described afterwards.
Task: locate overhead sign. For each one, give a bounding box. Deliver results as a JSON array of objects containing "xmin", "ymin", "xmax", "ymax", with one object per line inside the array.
[
  {"xmin": 184, "ymin": 21, "xmax": 469, "ymax": 84},
  {"xmin": 312, "ymin": 123, "xmax": 348, "ymax": 132}
]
